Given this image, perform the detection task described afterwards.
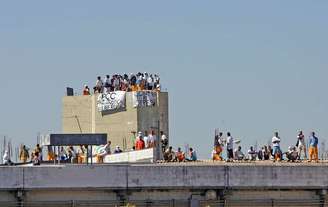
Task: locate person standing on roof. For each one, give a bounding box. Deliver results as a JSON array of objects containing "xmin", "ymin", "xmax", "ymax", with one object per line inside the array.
[
  {"xmin": 135, "ymin": 132, "xmax": 145, "ymax": 150},
  {"xmin": 272, "ymin": 132, "xmax": 282, "ymax": 162},
  {"xmin": 148, "ymin": 130, "xmax": 156, "ymax": 148},
  {"xmin": 94, "ymin": 76, "xmax": 103, "ymax": 93},
  {"xmin": 104, "ymin": 75, "xmax": 112, "ymax": 93},
  {"xmin": 19, "ymin": 145, "xmax": 29, "ymax": 163},
  {"xmin": 308, "ymin": 131, "xmax": 319, "ymax": 163},
  {"xmin": 34, "ymin": 144, "xmax": 43, "ymax": 161},
  {"xmin": 160, "ymin": 131, "xmax": 168, "ymax": 153},
  {"xmin": 226, "ymin": 132, "xmax": 234, "ymax": 161},
  {"xmin": 143, "ymin": 131, "xmax": 149, "ymax": 148},
  {"xmin": 3, "ymin": 150, "xmax": 13, "ymax": 165},
  {"xmin": 213, "ymin": 132, "xmax": 224, "ymax": 161},
  {"xmin": 297, "ymin": 130, "xmax": 307, "ymax": 160}
]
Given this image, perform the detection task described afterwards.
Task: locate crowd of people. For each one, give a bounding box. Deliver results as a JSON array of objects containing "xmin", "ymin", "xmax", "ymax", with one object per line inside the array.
[
  {"xmin": 2, "ymin": 144, "xmax": 43, "ymax": 166},
  {"xmin": 212, "ymin": 131, "xmax": 320, "ymax": 163},
  {"xmin": 5, "ymin": 130, "xmax": 164, "ymax": 165},
  {"xmin": 133, "ymin": 130, "xmax": 165, "ymax": 151},
  {"xmin": 82, "ymin": 73, "xmax": 161, "ymax": 95},
  {"xmin": 163, "ymin": 146, "xmax": 197, "ymax": 162},
  {"xmin": 3, "ymin": 130, "xmax": 322, "ymax": 165}
]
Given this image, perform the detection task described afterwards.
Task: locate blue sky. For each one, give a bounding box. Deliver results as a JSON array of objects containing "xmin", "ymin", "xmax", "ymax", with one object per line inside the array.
[{"xmin": 0, "ymin": 1, "xmax": 327, "ymax": 158}]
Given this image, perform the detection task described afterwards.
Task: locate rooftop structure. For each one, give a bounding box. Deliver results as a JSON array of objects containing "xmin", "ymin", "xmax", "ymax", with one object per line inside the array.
[{"xmin": 62, "ymin": 91, "xmax": 169, "ymax": 151}]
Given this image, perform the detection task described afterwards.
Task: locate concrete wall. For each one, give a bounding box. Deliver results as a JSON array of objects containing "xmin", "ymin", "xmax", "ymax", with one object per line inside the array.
[
  {"xmin": 103, "ymin": 148, "xmax": 155, "ymax": 163},
  {"xmin": 1, "ymin": 164, "xmax": 328, "ymax": 190},
  {"xmin": 62, "ymin": 92, "xmax": 169, "ymax": 151},
  {"xmin": 1, "ymin": 164, "xmax": 328, "ymax": 205},
  {"xmin": 62, "ymin": 95, "xmax": 93, "ymax": 133}
]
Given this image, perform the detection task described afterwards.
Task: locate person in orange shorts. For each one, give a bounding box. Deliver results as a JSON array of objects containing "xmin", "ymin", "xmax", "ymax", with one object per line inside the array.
[
  {"xmin": 176, "ymin": 147, "xmax": 185, "ymax": 162},
  {"xmin": 308, "ymin": 131, "xmax": 319, "ymax": 162},
  {"xmin": 213, "ymin": 132, "xmax": 224, "ymax": 161},
  {"xmin": 272, "ymin": 132, "xmax": 282, "ymax": 162}
]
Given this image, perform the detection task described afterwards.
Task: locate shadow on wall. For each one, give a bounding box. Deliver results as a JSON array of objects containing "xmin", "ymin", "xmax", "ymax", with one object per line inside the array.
[{"xmin": 101, "ymin": 108, "xmax": 127, "ymax": 116}]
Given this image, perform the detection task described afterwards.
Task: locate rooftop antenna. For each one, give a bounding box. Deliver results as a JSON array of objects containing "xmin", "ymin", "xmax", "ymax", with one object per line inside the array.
[
  {"xmin": 3, "ymin": 136, "xmax": 6, "ymax": 162},
  {"xmin": 184, "ymin": 143, "xmax": 190, "ymax": 159},
  {"xmin": 321, "ymin": 140, "xmax": 326, "ymax": 160}
]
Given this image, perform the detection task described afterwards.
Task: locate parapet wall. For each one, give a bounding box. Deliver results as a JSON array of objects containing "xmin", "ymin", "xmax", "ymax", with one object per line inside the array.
[{"xmin": 1, "ymin": 163, "xmax": 327, "ymax": 190}]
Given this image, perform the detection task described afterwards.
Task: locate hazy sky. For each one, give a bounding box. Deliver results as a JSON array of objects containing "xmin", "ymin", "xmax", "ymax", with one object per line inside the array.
[{"xmin": 0, "ymin": 1, "xmax": 327, "ymax": 158}]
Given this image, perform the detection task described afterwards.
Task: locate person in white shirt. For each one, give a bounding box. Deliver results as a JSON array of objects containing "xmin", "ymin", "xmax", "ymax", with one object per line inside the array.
[
  {"xmin": 113, "ymin": 75, "xmax": 120, "ymax": 91},
  {"xmin": 104, "ymin": 75, "xmax": 111, "ymax": 92},
  {"xmin": 234, "ymin": 146, "xmax": 245, "ymax": 161},
  {"xmin": 160, "ymin": 131, "xmax": 168, "ymax": 153},
  {"xmin": 3, "ymin": 150, "xmax": 13, "ymax": 165},
  {"xmin": 272, "ymin": 132, "xmax": 282, "ymax": 161},
  {"xmin": 147, "ymin": 75, "xmax": 154, "ymax": 90},
  {"xmin": 226, "ymin": 132, "xmax": 234, "ymax": 161},
  {"xmin": 148, "ymin": 130, "xmax": 156, "ymax": 148},
  {"xmin": 143, "ymin": 130, "xmax": 150, "ymax": 148},
  {"xmin": 296, "ymin": 130, "xmax": 307, "ymax": 160},
  {"xmin": 248, "ymin": 146, "xmax": 257, "ymax": 161},
  {"xmin": 96, "ymin": 141, "xmax": 111, "ymax": 163},
  {"xmin": 94, "ymin": 76, "xmax": 103, "ymax": 93},
  {"xmin": 285, "ymin": 146, "xmax": 298, "ymax": 162}
]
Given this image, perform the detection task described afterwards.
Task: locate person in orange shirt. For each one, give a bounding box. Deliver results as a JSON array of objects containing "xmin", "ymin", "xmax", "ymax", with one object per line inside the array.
[
  {"xmin": 83, "ymin": 85, "xmax": 90, "ymax": 95},
  {"xmin": 131, "ymin": 84, "xmax": 138, "ymax": 92},
  {"xmin": 137, "ymin": 80, "xmax": 145, "ymax": 91},
  {"xmin": 176, "ymin": 147, "xmax": 185, "ymax": 162},
  {"xmin": 135, "ymin": 132, "xmax": 145, "ymax": 150}
]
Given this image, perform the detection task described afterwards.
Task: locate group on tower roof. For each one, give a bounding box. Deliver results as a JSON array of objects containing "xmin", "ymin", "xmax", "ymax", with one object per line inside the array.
[{"xmin": 83, "ymin": 73, "xmax": 161, "ymax": 95}]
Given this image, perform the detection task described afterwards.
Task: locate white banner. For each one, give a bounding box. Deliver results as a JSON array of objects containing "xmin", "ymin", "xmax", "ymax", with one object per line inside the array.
[
  {"xmin": 97, "ymin": 91, "xmax": 126, "ymax": 112},
  {"xmin": 132, "ymin": 91, "xmax": 157, "ymax": 107}
]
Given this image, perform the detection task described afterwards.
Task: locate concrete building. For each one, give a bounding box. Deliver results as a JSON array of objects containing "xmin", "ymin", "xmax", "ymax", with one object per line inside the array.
[{"xmin": 62, "ymin": 92, "xmax": 169, "ymax": 151}]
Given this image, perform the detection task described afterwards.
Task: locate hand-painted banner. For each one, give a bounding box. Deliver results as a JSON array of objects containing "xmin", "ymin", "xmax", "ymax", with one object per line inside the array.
[
  {"xmin": 132, "ymin": 91, "xmax": 157, "ymax": 107},
  {"xmin": 97, "ymin": 91, "xmax": 126, "ymax": 112}
]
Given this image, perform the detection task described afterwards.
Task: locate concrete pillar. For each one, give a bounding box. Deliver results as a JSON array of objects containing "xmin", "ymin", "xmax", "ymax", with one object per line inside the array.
[
  {"xmin": 190, "ymin": 194, "xmax": 202, "ymax": 207},
  {"xmin": 318, "ymin": 189, "xmax": 327, "ymax": 207},
  {"xmin": 115, "ymin": 190, "xmax": 127, "ymax": 206},
  {"xmin": 218, "ymin": 190, "xmax": 226, "ymax": 207},
  {"xmin": 16, "ymin": 190, "xmax": 24, "ymax": 207}
]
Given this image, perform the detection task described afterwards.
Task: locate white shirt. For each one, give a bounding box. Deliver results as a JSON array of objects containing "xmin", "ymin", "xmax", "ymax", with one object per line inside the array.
[
  {"xmin": 104, "ymin": 77, "xmax": 111, "ymax": 86},
  {"xmin": 211, "ymin": 150, "xmax": 217, "ymax": 159},
  {"xmin": 217, "ymin": 136, "xmax": 224, "ymax": 146},
  {"xmin": 298, "ymin": 135, "xmax": 305, "ymax": 146},
  {"xmin": 113, "ymin": 78, "xmax": 120, "ymax": 87},
  {"xmin": 2, "ymin": 152, "xmax": 9, "ymax": 164},
  {"xmin": 248, "ymin": 150, "xmax": 257, "ymax": 160},
  {"xmin": 272, "ymin": 136, "xmax": 281, "ymax": 147},
  {"xmin": 144, "ymin": 136, "xmax": 149, "ymax": 148},
  {"xmin": 148, "ymin": 134, "xmax": 155, "ymax": 146},
  {"xmin": 234, "ymin": 149, "xmax": 244, "ymax": 159},
  {"xmin": 226, "ymin": 136, "xmax": 233, "ymax": 150},
  {"xmin": 161, "ymin": 134, "xmax": 167, "ymax": 141},
  {"xmin": 147, "ymin": 77, "xmax": 154, "ymax": 86},
  {"xmin": 96, "ymin": 80, "xmax": 103, "ymax": 88}
]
